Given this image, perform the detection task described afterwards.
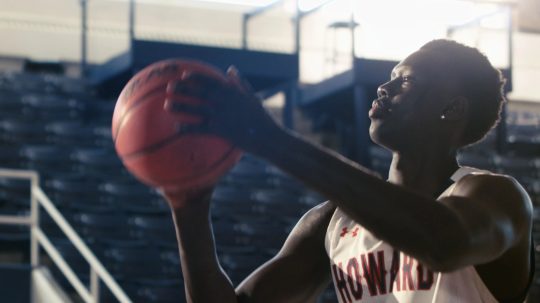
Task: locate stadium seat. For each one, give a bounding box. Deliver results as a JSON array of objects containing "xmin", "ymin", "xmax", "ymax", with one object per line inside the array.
[
  {"xmin": 0, "ymin": 89, "xmax": 24, "ymax": 114},
  {"xmin": 21, "ymin": 94, "xmax": 83, "ymax": 121},
  {"xmin": 220, "ymin": 252, "xmax": 267, "ymax": 285},
  {"xmin": 71, "ymin": 212, "xmax": 133, "ymax": 242},
  {"xmin": 0, "ymin": 178, "xmax": 31, "ymax": 210},
  {"xmin": 211, "ymin": 185, "xmax": 256, "ymax": 218},
  {"xmin": 0, "ymin": 119, "xmax": 48, "ymax": 145},
  {"xmin": 43, "ymin": 173, "xmax": 106, "ymax": 210},
  {"xmin": 92, "ymin": 125, "xmax": 115, "ymax": 149},
  {"xmin": 252, "ymin": 189, "xmax": 304, "ymax": 217},
  {"xmin": 101, "ymin": 180, "xmax": 167, "ymax": 214},
  {"xmin": 20, "ymin": 145, "xmax": 74, "ymax": 176},
  {"xmin": 0, "ymin": 208, "xmax": 30, "ymax": 243},
  {"xmin": 71, "ymin": 147, "xmax": 126, "ymax": 178},
  {"xmin": 0, "ymin": 146, "xmax": 25, "ymax": 169},
  {"xmin": 104, "ymin": 246, "xmax": 179, "ymax": 281},
  {"xmin": 45, "ymin": 121, "xmax": 97, "ymax": 147},
  {"xmin": 130, "ymin": 215, "xmax": 178, "ymax": 246},
  {"xmin": 212, "ymin": 217, "xmax": 243, "ymax": 247},
  {"xmin": 299, "ymin": 190, "xmax": 327, "ymax": 208},
  {"xmin": 140, "ymin": 283, "xmax": 186, "ymax": 303}
]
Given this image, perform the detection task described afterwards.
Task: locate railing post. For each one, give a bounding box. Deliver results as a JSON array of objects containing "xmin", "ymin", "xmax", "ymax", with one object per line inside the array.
[
  {"xmin": 30, "ymin": 172, "xmax": 40, "ymax": 267},
  {"xmin": 90, "ymin": 269, "xmax": 100, "ymax": 302}
]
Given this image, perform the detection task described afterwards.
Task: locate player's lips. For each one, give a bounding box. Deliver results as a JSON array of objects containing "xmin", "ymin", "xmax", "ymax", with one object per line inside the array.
[{"xmin": 369, "ymin": 98, "xmax": 392, "ymax": 119}]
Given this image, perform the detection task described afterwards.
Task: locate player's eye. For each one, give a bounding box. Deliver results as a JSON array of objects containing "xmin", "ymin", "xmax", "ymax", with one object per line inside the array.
[{"xmin": 402, "ymin": 76, "xmax": 415, "ymax": 82}]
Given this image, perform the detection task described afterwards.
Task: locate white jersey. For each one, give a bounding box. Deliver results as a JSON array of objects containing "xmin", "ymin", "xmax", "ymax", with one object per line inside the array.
[{"xmin": 325, "ymin": 167, "xmax": 499, "ymax": 303}]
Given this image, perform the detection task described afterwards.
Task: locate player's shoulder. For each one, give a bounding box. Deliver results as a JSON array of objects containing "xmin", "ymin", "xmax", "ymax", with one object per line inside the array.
[
  {"xmin": 300, "ymin": 200, "xmax": 337, "ymax": 225},
  {"xmin": 453, "ymin": 166, "xmax": 533, "ymax": 216},
  {"xmin": 288, "ymin": 201, "xmax": 336, "ymax": 239},
  {"xmin": 455, "ymin": 166, "xmax": 527, "ymax": 194}
]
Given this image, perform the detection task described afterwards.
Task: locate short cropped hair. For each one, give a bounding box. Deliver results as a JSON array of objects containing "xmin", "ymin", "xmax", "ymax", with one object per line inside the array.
[{"xmin": 420, "ymin": 39, "xmax": 506, "ymax": 146}]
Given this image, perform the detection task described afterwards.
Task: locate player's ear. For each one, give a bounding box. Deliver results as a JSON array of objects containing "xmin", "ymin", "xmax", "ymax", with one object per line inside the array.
[{"xmin": 440, "ymin": 96, "xmax": 468, "ymax": 122}]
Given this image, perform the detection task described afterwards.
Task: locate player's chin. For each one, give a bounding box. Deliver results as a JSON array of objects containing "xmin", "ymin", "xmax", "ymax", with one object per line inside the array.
[{"xmin": 369, "ymin": 121, "xmax": 398, "ymax": 149}]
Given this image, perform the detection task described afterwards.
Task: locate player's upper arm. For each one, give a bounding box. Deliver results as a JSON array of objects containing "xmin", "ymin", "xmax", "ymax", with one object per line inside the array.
[
  {"xmin": 435, "ymin": 173, "xmax": 533, "ymax": 271},
  {"xmin": 235, "ymin": 201, "xmax": 336, "ymax": 303}
]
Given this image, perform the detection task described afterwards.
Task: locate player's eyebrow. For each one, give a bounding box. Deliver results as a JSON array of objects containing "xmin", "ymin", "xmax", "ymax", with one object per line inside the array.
[
  {"xmin": 390, "ymin": 66, "xmax": 403, "ymax": 79},
  {"xmin": 403, "ymin": 75, "xmax": 417, "ymax": 80}
]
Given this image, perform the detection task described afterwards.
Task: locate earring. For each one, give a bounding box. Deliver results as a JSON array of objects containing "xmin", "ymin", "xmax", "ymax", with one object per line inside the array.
[{"xmin": 440, "ymin": 114, "xmax": 446, "ymax": 120}]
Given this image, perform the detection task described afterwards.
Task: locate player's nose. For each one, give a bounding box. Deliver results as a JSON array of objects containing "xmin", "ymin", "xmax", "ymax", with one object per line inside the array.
[{"xmin": 377, "ymin": 84, "xmax": 389, "ymax": 98}]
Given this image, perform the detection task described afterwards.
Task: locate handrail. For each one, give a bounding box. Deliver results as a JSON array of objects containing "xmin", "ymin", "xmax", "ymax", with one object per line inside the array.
[
  {"xmin": 34, "ymin": 187, "xmax": 131, "ymax": 302},
  {"xmin": 0, "ymin": 215, "xmax": 32, "ymax": 225},
  {"xmin": 35, "ymin": 228, "xmax": 94, "ymax": 303},
  {"xmin": 0, "ymin": 168, "xmax": 132, "ymax": 303}
]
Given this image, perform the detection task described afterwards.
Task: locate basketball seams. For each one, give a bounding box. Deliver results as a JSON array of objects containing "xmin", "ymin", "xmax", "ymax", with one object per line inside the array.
[
  {"xmin": 120, "ymin": 132, "xmax": 184, "ymax": 159},
  {"xmin": 113, "ymin": 84, "xmax": 167, "ymax": 144},
  {"xmin": 124, "ymin": 142, "xmax": 241, "ymax": 187}
]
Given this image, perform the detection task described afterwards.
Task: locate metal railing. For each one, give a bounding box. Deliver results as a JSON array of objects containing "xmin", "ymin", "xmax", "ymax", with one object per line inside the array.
[{"xmin": 0, "ymin": 168, "xmax": 131, "ymax": 303}]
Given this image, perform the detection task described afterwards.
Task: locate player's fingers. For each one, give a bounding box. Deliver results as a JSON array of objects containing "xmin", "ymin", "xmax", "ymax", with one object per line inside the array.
[
  {"xmin": 226, "ymin": 66, "xmax": 242, "ymax": 87},
  {"xmin": 164, "ymin": 99, "xmax": 215, "ymax": 117},
  {"xmin": 166, "ymin": 78, "xmax": 225, "ymax": 103},
  {"xmin": 182, "ymin": 69, "xmax": 226, "ymax": 88},
  {"xmin": 226, "ymin": 66, "xmax": 255, "ymax": 94},
  {"xmin": 175, "ymin": 122, "xmax": 211, "ymax": 135}
]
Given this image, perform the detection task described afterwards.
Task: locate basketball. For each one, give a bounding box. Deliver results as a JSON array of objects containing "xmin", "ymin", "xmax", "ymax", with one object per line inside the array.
[{"xmin": 111, "ymin": 59, "xmax": 243, "ymax": 191}]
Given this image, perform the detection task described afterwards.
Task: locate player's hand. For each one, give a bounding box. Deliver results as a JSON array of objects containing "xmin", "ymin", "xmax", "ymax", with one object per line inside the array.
[{"xmin": 163, "ymin": 66, "xmax": 281, "ymax": 153}]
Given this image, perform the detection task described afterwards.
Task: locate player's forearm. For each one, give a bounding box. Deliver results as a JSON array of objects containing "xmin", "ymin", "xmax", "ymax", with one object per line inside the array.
[
  {"xmin": 250, "ymin": 127, "xmax": 468, "ymax": 268},
  {"xmin": 171, "ymin": 207, "xmax": 238, "ymax": 303}
]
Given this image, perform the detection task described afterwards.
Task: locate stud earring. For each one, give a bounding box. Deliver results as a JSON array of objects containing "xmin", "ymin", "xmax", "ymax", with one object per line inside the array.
[{"xmin": 440, "ymin": 114, "xmax": 446, "ymax": 120}]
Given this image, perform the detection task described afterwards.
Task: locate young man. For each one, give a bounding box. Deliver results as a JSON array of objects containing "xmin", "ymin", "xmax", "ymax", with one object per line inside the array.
[{"xmin": 163, "ymin": 39, "xmax": 534, "ymax": 302}]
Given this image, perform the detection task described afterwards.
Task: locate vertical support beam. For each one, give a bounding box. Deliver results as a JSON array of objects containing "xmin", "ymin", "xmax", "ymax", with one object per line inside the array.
[
  {"xmin": 80, "ymin": 0, "xmax": 88, "ymax": 78},
  {"xmin": 242, "ymin": 14, "xmax": 249, "ymax": 50},
  {"xmin": 286, "ymin": 0, "xmax": 300, "ymax": 130},
  {"xmin": 283, "ymin": 81, "xmax": 297, "ymax": 129},
  {"xmin": 496, "ymin": 6, "xmax": 513, "ymax": 153},
  {"xmin": 294, "ymin": 0, "xmax": 300, "ymax": 54},
  {"xmin": 353, "ymin": 84, "xmax": 372, "ymax": 167},
  {"xmin": 129, "ymin": 0, "xmax": 135, "ymax": 52},
  {"xmin": 350, "ymin": 7, "xmax": 355, "ymax": 60},
  {"xmin": 128, "ymin": 0, "xmax": 136, "ymax": 75}
]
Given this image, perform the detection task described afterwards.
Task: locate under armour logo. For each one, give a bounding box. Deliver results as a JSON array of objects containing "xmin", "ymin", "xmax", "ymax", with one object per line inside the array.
[{"xmin": 340, "ymin": 226, "xmax": 361, "ymax": 238}]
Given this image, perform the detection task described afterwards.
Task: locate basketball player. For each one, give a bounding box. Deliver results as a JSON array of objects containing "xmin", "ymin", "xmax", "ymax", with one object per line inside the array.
[{"xmin": 163, "ymin": 39, "xmax": 534, "ymax": 302}]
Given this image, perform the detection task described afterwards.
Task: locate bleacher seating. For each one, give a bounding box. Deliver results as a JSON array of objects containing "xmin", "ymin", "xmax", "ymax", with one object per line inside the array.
[{"xmin": 0, "ymin": 70, "xmax": 539, "ymax": 302}]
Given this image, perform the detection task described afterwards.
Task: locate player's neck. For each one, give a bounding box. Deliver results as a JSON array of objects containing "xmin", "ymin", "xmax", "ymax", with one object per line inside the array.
[{"xmin": 387, "ymin": 146, "xmax": 459, "ymax": 197}]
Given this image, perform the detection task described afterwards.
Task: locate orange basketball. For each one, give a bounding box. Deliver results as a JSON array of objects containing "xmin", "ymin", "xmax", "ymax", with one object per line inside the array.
[{"xmin": 112, "ymin": 59, "xmax": 243, "ymax": 191}]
